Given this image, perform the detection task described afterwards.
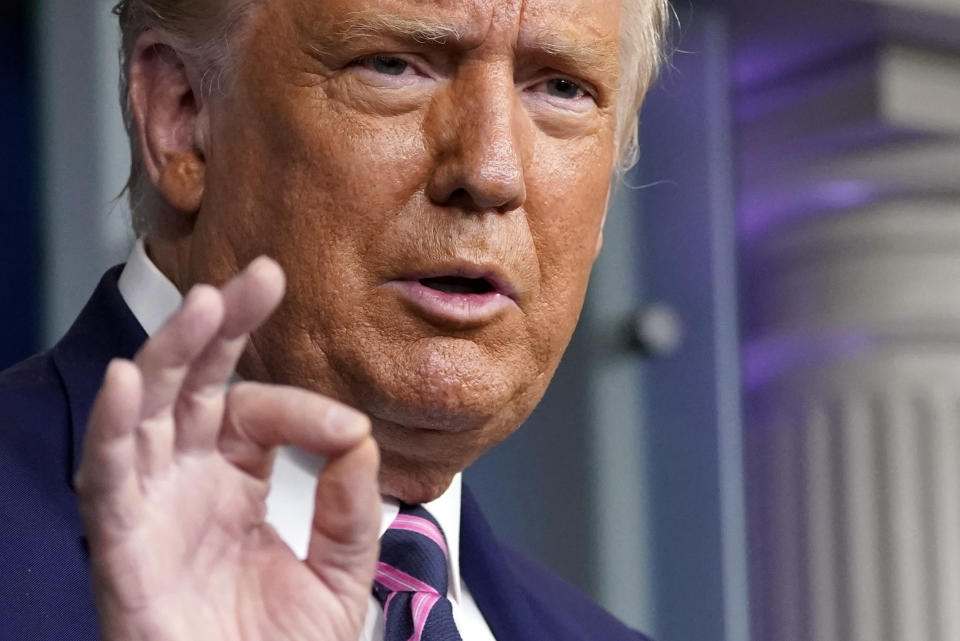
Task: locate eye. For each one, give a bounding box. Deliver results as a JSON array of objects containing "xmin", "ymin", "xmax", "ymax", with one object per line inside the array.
[
  {"xmin": 526, "ymin": 75, "xmax": 597, "ymax": 111},
  {"xmin": 360, "ymin": 55, "xmax": 411, "ymax": 76},
  {"xmin": 545, "ymin": 78, "xmax": 586, "ymax": 100}
]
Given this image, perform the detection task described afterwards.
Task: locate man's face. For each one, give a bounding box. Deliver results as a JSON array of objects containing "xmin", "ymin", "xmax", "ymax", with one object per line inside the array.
[{"xmin": 189, "ymin": 0, "xmax": 622, "ymax": 501}]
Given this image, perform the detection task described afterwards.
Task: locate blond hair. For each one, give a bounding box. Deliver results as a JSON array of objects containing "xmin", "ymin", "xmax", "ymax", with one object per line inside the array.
[{"xmin": 113, "ymin": 0, "xmax": 670, "ymax": 233}]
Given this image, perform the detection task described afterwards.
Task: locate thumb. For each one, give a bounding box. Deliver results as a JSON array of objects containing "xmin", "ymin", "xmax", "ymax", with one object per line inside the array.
[{"xmin": 305, "ymin": 435, "xmax": 381, "ymax": 617}]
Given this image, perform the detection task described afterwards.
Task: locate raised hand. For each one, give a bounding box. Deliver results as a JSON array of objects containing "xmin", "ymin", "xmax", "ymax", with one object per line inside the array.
[{"xmin": 75, "ymin": 257, "xmax": 381, "ymax": 641}]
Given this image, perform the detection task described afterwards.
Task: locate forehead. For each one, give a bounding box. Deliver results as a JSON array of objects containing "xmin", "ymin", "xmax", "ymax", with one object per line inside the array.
[{"xmin": 281, "ymin": 0, "xmax": 621, "ymax": 57}]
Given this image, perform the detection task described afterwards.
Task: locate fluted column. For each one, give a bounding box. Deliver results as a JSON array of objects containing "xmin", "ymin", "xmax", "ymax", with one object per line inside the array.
[
  {"xmin": 747, "ymin": 364, "xmax": 960, "ymax": 641},
  {"xmin": 738, "ymin": 11, "xmax": 960, "ymax": 639}
]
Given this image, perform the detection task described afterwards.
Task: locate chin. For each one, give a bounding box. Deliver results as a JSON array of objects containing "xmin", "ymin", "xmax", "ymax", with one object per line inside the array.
[
  {"xmin": 367, "ymin": 400, "xmax": 527, "ymax": 504},
  {"xmin": 377, "ymin": 449, "xmax": 463, "ymax": 504},
  {"xmin": 357, "ymin": 335, "xmax": 530, "ymax": 427},
  {"xmin": 350, "ymin": 337, "xmax": 552, "ymax": 499}
]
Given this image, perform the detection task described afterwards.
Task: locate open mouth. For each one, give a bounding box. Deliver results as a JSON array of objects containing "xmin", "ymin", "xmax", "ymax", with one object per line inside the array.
[
  {"xmin": 387, "ymin": 270, "xmax": 517, "ymax": 325},
  {"xmin": 419, "ymin": 276, "xmax": 496, "ymax": 295}
]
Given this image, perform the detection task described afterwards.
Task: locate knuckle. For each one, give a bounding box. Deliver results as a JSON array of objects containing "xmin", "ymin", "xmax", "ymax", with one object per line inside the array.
[
  {"xmin": 224, "ymin": 381, "xmax": 252, "ymax": 413},
  {"xmin": 224, "ymin": 383, "xmax": 257, "ymax": 440},
  {"xmin": 178, "ymin": 383, "xmax": 223, "ymax": 415}
]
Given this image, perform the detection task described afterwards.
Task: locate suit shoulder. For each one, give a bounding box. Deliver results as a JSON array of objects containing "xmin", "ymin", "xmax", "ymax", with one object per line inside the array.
[
  {"xmin": 500, "ymin": 543, "xmax": 654, "ymax": 641},
  {"xmin": 0, "ymin": 350, "xmax": 98, "ymax": 638},
  {"xmin": 0, "ymin": 349, "xmax": 74, "ymax": 500},
  {"xmin": 0, "ymin": 349, "xmax": 69, "ymax": 431}
]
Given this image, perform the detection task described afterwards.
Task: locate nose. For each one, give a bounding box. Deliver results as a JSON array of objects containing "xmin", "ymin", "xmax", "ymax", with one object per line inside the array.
[{"xmin": 425, "ymin": 68, "xmax": 527, "ymax": 213}]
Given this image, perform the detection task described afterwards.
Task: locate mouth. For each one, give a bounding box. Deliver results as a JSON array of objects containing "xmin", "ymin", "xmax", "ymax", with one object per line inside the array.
[
  {"xmin": 386, "ymin": 268, "xmax": 518, "ymax": 327},
  {"xmin": 417, "ymin": 275, "xmax": 497, "ymax": 296}
]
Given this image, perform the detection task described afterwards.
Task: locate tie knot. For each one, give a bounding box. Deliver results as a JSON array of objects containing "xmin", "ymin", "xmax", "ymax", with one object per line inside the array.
[{"xmin": 375, "ymin": 504, "xmax": 450, "ymax": 599}]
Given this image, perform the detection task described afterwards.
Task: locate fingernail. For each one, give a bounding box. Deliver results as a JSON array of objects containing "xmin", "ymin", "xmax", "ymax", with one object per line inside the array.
[{"xmin": 327, "ymin": 404, "xmax": 369, "ymax": 438}]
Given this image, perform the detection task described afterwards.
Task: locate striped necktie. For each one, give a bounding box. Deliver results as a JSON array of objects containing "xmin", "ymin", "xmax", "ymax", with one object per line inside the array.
[{"xmin": 373, "ymin": 504, "xmax": 464, "ymax": 641}]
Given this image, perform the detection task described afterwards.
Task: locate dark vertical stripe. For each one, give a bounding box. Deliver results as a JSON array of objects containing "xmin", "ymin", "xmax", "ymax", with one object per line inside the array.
[{"xmin": 0, "ymin": 1, "xmax": 40, "ymax": 368}]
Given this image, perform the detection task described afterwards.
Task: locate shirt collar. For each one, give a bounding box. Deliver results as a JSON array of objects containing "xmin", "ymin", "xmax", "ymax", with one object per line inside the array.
[
  {"xmin": 117, "ymin": 238, "xmax": 183, "ymax": 336},
  {"xmin": 117, "ymin": 238, "xmax": 465, "ymax": 603}
]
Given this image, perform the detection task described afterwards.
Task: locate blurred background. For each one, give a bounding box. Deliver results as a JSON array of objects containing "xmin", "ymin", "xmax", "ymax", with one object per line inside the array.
[{"xmin": 2, "ymin": 1, "xmax": 960, "ymax": 640}]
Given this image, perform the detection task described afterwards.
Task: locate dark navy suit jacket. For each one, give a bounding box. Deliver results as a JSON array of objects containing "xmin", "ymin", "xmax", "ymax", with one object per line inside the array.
[{"xmin": 0, "ymin": 267, "xmax": 651, "ymax": 641}]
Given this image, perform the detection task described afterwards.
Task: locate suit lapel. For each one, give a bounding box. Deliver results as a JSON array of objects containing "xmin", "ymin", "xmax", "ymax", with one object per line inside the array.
[
  {"xmin": 460, "ymin": 485, "xmax": 551, "ymax": 641},
  {"xmin": 51, "ymin": 266, "xmax": 148, "ymax": 480}
]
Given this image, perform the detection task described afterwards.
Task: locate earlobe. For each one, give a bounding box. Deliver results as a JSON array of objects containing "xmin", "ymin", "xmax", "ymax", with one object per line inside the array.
[
  {"xmin": 129, "ymin": 31, "xmax": 208, "ymax": 216},
  {"xmin": 159, "ymin": 154, "xmax": 205, "ymax": 213}
]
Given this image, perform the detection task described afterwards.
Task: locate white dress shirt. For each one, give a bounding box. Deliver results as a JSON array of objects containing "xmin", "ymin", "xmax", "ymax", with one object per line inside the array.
[{"xmin": 117, "ymin": 239, "xmax": 496, "ymax": 641}]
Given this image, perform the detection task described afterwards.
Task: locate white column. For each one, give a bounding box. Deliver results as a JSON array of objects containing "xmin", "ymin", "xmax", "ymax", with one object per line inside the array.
[
  {"xmin": 748, "ymin": 361, "xmax": 960, "ymax": 641},
  {"xmin": 739, "ymin": 19, "xmax": 960, "ymax": 640}
]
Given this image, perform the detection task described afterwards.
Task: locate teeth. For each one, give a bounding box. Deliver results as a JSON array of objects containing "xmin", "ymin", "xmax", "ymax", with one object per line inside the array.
[{"xmin": 420, "ymin": 276, "xmax": 494, "ymax": 295}]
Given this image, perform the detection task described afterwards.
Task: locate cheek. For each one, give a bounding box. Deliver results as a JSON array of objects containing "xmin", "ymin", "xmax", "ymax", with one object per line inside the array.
[
  {"xmin": 516, "ymin": 137, "xmax": 611, "ymax": 368},
  {"xmin": 528, "ymin": 136, "xmax": 612, "ymax": 303},
  {"xmin": 210, "ymin": 81, "xmax": 433, "ymax": 268},
  {"xmin": 272, "ymin": 105, "xmax": 429, "ymax": 222},
  {"xmin": 265, "ymin": 112, "xmax": 430, "ymax": 313}
]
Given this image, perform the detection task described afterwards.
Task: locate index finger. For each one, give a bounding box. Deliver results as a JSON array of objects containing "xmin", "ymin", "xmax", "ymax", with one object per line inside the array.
[
  {"xmin": 219, "ymin": 382, "xmax": 371, "ymax": 479},
  {"xmin": 174, "ymin": 257, "xmax": 286, "ymax": 453}
]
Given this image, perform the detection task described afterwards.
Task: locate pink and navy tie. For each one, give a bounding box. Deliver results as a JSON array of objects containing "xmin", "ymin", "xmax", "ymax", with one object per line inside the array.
[{"xmin": 373, "ymin": 504, "xmax": 463, "ymax": 641}]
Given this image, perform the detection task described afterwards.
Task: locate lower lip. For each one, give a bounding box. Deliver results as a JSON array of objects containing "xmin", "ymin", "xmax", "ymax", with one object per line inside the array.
[{"xmin": 386, "ymin": 280, "xmax": 517, "ymax": 326}]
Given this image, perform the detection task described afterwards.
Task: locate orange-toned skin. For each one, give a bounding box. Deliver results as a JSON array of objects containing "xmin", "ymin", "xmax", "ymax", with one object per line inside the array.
[{"xmin": 139, "ymin": 0, "xmax": 622, "ymax": 504}]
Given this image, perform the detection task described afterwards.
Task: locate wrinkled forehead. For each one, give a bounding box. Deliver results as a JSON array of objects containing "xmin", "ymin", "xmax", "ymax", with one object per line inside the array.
[{"xmin": 280, "ymin": 0, "xmax": 621, "ymax": 65}]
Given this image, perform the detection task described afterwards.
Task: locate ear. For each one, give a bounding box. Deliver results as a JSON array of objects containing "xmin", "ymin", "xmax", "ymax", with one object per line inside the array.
[{"xmin": 128, "ymin": 31, "xmax": 208, "ymax": 215}]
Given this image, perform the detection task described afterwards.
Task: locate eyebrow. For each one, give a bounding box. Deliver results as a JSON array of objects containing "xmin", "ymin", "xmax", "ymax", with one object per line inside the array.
[
  {"xmin": 523, "ymin": 29, "xmax": 620, "ymax": 86},
  {"xmin": 334, "ymin": 11, "xmax": 466, "ymax": 46},
  {"xmin": 318, "ymin": 12, "xmax": 620, "ymax": 85}
]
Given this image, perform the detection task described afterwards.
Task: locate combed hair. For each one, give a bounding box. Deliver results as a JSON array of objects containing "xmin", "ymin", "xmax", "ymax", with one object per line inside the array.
[
  {"xmin": 616, "ymin": 0, "xmax": 671, "ymax": 173},
  {"xmin": 113, "ymin": 0, "xmax": 671, "ymax": 234}
]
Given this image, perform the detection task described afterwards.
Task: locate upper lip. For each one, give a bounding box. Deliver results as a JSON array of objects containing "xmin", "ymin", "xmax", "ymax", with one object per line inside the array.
[{"xmin": 396, "ymin": 264, "xmax": 519, "ymax": 301}]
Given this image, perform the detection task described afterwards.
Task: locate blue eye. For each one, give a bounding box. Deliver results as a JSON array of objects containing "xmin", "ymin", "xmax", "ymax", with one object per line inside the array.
[
  {"xmin": 545, "ymin": 78, "xmax": 584, "ymax": 100},
  {"xmin": 367, "ymin": 56, "xmax": 409, "ymax": 76}
]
